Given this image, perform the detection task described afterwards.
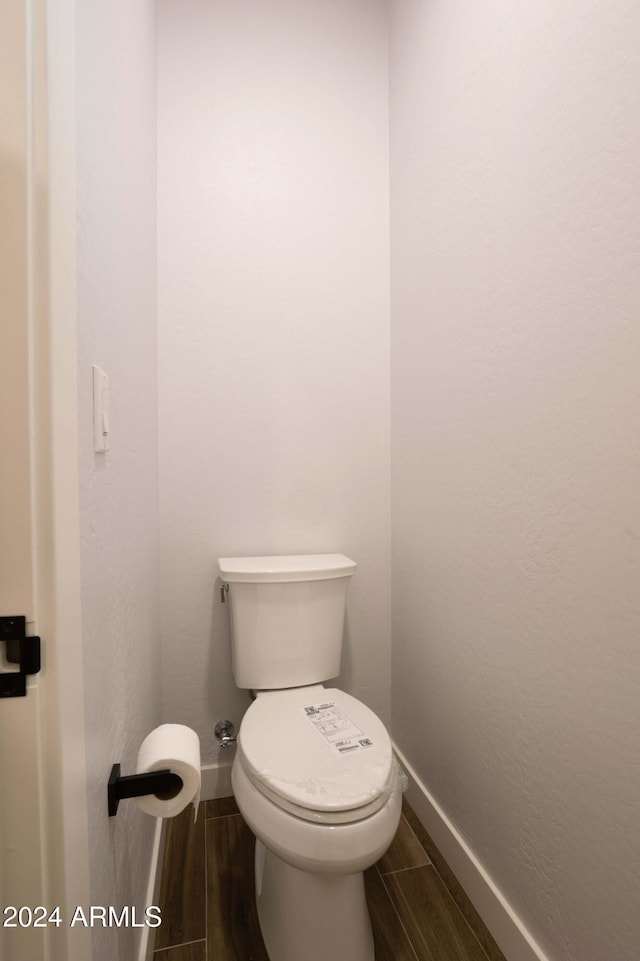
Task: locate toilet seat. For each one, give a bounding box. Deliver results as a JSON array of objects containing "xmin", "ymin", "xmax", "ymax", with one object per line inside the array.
[{"xmin": 237, "ymin": 686, "xmax": 395, "ymax": 824}]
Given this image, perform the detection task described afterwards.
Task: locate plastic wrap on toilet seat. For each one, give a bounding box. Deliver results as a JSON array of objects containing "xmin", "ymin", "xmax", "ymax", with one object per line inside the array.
[{"xmin": 238, "ymin": 686, "xmax": 396, "ymax": 820}]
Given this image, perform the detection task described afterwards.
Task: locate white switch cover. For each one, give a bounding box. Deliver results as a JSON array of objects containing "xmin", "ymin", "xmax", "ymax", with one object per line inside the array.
[{"xmin": 93, "ymin": 365, "xmax": 109, "ymax": 452}]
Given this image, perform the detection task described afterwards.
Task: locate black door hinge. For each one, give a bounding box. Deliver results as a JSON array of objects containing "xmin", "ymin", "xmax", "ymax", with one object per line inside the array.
[{"xmin": 0, "ymin": 616, "xmax": 41, "ymax": 698}]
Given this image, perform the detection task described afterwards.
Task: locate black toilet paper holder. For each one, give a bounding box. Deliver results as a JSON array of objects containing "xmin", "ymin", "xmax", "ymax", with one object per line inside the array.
[{"xmin": 108, "ymin": 763, "xmax": 183, "ymax": 817}]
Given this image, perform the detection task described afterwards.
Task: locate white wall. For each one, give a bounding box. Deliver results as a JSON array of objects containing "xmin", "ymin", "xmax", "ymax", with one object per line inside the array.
[
  {"xmin": 390, "ymin": 2, "xmax": 640, "ymax": 960},
  {"xmin": 157, "ymin": 0, "xmax": 391, "ymax": 760},
  {"xmin": 76, "ymin": 1, "xmax": 160, "ymax": 958}
]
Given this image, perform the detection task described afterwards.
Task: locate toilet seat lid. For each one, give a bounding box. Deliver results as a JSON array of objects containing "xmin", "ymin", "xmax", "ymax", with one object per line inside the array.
[{"xmin": 237, "ymin": 687, "xmax": 394, "ymax": 815}]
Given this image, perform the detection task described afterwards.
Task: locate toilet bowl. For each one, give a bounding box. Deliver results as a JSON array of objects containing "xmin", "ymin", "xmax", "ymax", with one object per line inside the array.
[
  {"xmin": 231, "ymin": 685, "xmax": 403, "ymax": 961},
  {"xmin": 217, "ymin": 554, "xmax": 402, "ymax": 961}
]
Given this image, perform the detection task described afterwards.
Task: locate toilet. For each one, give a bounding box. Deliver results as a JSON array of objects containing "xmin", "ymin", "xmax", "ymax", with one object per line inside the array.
[{"xmin": 217, "ymin": 553, "xmax": 403, "ymax": 961}]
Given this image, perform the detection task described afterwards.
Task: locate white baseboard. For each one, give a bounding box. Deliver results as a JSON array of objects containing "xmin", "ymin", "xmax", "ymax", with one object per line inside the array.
[
  {"xmin": 136, "ymin": 761, "xmax": 234, "ymax": 961},
  {"xmin": 138, "ymin": 817, "xmax": 166, "ymax": 961},
  {"xmin": 392, "ymin": 743, "xmax": 551, "ymax": 961},
  {"xmin": 200, "ymin": 759, "xmax": 233, "ymax": 801}
]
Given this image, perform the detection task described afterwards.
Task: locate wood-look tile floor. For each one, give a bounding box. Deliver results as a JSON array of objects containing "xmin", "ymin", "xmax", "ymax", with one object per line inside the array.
[{"xmin": 153, "ymin": 796, "xmax": 507, "ymax": 961}]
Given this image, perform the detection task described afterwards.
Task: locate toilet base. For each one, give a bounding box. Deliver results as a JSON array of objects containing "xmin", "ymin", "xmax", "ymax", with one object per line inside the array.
[{"xmin": 254, "ymin": 839, "xmax": 374, "ymax": 961}]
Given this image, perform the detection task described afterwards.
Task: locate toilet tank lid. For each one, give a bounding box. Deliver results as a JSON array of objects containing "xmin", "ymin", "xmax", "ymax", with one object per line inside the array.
[{"xmin": 218, "ymin": 553, "xmax": 357, "ymax": 583}]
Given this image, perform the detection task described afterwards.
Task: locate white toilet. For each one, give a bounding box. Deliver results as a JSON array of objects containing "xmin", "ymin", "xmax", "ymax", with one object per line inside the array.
[{"xmin": 217, "ymin": 553, "xmax": 403, "ymax": 961}]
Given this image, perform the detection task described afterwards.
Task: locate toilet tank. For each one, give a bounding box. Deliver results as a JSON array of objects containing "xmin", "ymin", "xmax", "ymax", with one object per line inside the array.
[{"xmin": 218, "ymin": 554, "xmax": 356, "ymax": 690}]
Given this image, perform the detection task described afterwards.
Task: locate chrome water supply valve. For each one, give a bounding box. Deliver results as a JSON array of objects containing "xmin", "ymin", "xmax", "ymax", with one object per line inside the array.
[{"xmin": 215, "ymin": 719, "xmax": 237, "ymax": 748}]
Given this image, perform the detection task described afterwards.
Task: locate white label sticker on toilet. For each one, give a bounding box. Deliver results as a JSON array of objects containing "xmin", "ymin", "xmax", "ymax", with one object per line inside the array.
[{"xmin": 302, "ymin": 702, "xmax": 373, "ymax": 755}]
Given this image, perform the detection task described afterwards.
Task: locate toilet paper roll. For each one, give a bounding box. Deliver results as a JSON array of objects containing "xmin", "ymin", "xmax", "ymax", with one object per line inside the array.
[{"xmin": 135, "ymin": 724, "xmax": 201, "ymax": 819}]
